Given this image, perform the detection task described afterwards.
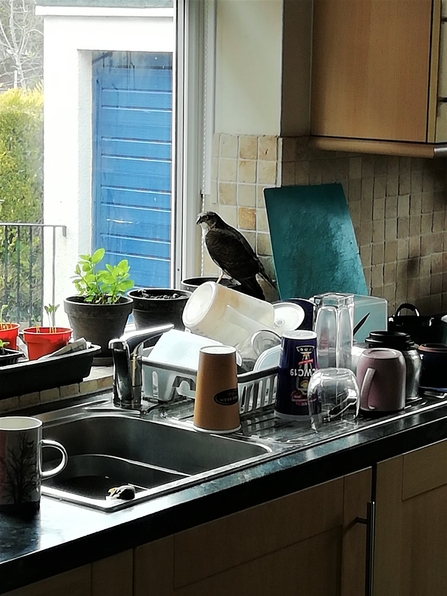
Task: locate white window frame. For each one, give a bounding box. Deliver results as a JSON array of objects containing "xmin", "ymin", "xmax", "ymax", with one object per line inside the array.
[{"xmin": 38, "ymin": 2, "xmax": 208, "ymax": 317}]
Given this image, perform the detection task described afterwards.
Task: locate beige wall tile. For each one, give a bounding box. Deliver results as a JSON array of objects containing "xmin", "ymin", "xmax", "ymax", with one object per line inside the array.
[
  {"xmin": 239, "ymin": 135, "xmax": 258, "ymax": 160},
  {"xmin": 219, "ymin": 205, "xmax": 238, "ymax": 228},
  {"xmin": 237, "ymin": 184, "xmax": 256, "ymax": 207},
  {"xmin": 238, "ymin": 207, "xmax": 256, "ymax": 230},
  {"xmin": 256, "ymin": 232, "xmax": 272, "ymax": 256},
  {"xmin": 238, "ymin": 159, "xmax": 257, "ymax": 184},
  {"xmin": 257, "ymin": 160, "xmax": 277, "ymax": 185},
  {"xmin": 256, "ymin": 209, "xmax": 269, "ymax": 233},
  {"xmin": 281, "ymin": 161, "xmax": 295, "ymax": 185},
  {"xmin": 282, "ymin": 137, "xmax": 297, "ymax": 162},
  {"xmin": 295, "ymin": 161, "xmax": 309, "ymax": 186},
  {"xmin": 208, "ymin": 133, "xmax": 447, "ymax": 314},
  {"xmin": 258, "ymin": 136, "xmax": 278, "ymax": 161},
  {"xmin": 220, "ymin": 134, "xmax": 238, "ymax": 158},
  {"xmin": 349, "ymin": 156, "xmax": 362, "ymax": 179},
  {"xmin": 219, "ymin": 182, "xmax": 237, "ymax": 205},
  {"xmin": 219, "ymin": 158, "xmax": 237, "ymax": 182}
]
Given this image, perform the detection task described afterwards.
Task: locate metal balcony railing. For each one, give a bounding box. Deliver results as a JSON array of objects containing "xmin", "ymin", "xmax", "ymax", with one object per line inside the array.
[{"xmin": 0, "ymin": 223, "xmax": 67, "ymax": 326}]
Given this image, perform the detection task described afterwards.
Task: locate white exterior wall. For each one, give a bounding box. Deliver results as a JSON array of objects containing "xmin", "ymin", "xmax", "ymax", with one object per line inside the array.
[{"xmin": 39, "ymin": 8, "xmax": 174, "ymax": 322}]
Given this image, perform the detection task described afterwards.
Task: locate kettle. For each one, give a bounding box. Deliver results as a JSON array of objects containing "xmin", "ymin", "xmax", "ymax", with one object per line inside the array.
[{"xmin": 357, "ymin": 348, "xmax": 406, "ymax": 413}]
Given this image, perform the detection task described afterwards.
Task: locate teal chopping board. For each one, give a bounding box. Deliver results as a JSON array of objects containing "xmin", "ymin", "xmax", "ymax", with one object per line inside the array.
[{"xmin": 264, "ymin": 184, "xmax": 368, "ymax": 300}]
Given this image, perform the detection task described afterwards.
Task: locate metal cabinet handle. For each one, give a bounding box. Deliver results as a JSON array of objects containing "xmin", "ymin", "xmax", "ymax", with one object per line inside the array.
[{"xmin": 355, "ymin": 501, "xmax": 376, "ymax": 596}]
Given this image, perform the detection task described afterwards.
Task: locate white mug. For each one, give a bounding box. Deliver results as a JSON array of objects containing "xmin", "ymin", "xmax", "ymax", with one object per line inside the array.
[{"xmin": 0, "ymin": 416, "xmax": 68, "ymax": 514}]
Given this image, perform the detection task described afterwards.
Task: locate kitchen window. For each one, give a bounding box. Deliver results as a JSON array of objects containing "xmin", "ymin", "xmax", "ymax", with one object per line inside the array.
[{"xmin": 0, "ymin": 0, "xmax": 209, "ymax": 323}]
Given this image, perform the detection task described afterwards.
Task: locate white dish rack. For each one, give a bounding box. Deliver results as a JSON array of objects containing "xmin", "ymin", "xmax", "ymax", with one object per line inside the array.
[{"xmin": 142, "ymin": 349, "xmax": 277, "ymax": 414}]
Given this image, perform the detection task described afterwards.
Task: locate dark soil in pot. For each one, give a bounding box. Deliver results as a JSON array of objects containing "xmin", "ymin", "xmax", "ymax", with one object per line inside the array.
[{"xmin": 128, "ymin": 289, "xmax": 191, "ymax": 331}]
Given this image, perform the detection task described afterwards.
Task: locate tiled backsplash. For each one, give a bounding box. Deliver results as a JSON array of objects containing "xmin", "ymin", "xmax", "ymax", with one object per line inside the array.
[{"xmin": 202, "ymin": 134, "xmax": 447, "ymax": 315}]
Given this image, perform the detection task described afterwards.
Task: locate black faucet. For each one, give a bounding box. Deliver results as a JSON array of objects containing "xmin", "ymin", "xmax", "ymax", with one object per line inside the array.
[{"xmin": 109, "ymin": 324, "xmax": 174, "ymax": 410}]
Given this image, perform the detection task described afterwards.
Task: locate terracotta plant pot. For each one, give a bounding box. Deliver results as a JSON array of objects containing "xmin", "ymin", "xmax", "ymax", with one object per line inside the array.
[
  {"xmin": 23, "ymin": 327, "xmax": 72, "ymax": 361},
  {"xmin": 0, "ymin": 323, "xmax": 20, "ymax": 350},
  {"xmin": 128, "ymin": 289, "xmax": 191, "ymax": 331}
]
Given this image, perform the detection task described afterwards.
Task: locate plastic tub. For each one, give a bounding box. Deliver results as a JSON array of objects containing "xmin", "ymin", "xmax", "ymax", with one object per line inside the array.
[{"xmin": 182, "ymin": 282, "xmax": 275, "ymax": 346}]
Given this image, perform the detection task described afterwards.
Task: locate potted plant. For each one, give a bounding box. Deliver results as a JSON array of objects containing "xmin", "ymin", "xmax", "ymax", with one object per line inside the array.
[
  {"xmin": 64, "ymin": 248, "xmax": 134, "ymax": 363},
  {"xmin": 128, "ymin": 288, "xmax": 192, "ymax": 330},
  {"xmin": 0, "ymin": 338, "xmax": 23, "ymax": 366},
  {"xmin": 0, "ymin": 305, "xmax": 20, "ymax": 350},
  {"xmin": 22, "ymin": 304, "xmax": 72, "ymax": 360}
]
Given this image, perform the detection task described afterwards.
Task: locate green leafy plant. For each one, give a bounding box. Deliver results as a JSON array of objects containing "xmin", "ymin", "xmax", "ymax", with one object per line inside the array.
[
  {"xmin": 0, "ymin": 338, "xmax": 10, "ymax": 352},
  {"xmin": 44, "ymin": 303, "xmax": 59, "ymax": 333},
  {"xmin": 72, "ymin": 248, "xmax": 134, "ymax": 305}
]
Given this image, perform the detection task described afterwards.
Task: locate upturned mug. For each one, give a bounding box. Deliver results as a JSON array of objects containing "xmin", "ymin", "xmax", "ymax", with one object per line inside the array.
[
  {"xmin": 0, "ymin": 416, "xmax": 68, "ymax": 515},
  {"xmin": 357, "ymin": 348, "xmax": 406, "ymax": 413},
  {"xmin": 193, "ymin": 345, "xmax": 241, "ymax": 433}
]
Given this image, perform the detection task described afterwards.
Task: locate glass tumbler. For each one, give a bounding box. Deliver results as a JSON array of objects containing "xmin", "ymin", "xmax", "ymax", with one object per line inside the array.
[{"xmin": 307, "ymin": 368, "xmax": 360, "ymax": 431}]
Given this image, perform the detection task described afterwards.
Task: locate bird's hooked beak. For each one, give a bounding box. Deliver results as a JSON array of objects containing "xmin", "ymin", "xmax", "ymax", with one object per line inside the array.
[{"xmin": 196, "ymin": 213, "xmax": 207, "ymax": 226}]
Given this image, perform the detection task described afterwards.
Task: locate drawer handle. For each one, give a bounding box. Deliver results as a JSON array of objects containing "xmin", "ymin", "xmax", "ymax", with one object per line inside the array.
[{"xmin": 355, "ymin": 501, "xmax": 376, "ymax": 596}]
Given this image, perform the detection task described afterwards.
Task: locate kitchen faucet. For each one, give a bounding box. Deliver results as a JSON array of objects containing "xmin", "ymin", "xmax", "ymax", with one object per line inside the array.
[{"xmin": 109, "ymin": 324, "xmax": 174, "ymax": 410}]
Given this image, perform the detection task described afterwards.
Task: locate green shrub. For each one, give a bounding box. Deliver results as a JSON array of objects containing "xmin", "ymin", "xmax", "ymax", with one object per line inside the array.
[
  {"xmin": 0, "ymin": 87, "xmax": 43, "ymax": 223},
  {"xmin": 0, "ymin": 87, "xmax": 44, "ymax": 323}
]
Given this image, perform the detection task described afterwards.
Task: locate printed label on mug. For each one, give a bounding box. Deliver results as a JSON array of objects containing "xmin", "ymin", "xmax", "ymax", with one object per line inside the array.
[
  {"xmin": 214, "ymin": 388, "xmax": 239, "ymax": 406},
  {"xmin": 276, "ymin": 331, "xmax": 317, "ymax": 417}
]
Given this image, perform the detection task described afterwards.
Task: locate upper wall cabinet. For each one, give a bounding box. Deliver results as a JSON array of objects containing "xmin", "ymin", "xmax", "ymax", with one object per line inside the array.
[{"xmin": 309, "ymin": 0, "xmax": 447, "ymax": 157}]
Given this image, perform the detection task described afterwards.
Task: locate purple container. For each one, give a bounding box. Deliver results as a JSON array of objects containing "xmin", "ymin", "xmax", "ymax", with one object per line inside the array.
[{"xmin": 275, "ymin": 330, "xmax": 318, "ymax": 418}]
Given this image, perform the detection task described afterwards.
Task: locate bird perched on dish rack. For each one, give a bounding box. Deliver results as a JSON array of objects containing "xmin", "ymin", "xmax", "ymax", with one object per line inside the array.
[{"xmin": 196, "ymin": 211, "xmax": 277, "ymax": 301}]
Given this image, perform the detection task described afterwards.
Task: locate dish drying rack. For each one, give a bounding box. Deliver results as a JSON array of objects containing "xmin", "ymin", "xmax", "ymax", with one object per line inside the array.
[{"xmin": 142, "ymin": 352, "xmax": 277, "ymax": 414}]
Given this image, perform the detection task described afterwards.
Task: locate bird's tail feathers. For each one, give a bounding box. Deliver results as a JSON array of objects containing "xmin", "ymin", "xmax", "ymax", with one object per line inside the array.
[{"xmin": 238, "ymin": 277, "xmax": 266, "ymax": 301}]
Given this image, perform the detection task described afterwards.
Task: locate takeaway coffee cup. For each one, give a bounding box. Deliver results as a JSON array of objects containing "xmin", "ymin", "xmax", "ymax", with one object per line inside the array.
[
  {"xmin": 357, "ymin": 348, "xmax": 406, "ymax": 413},
  {"xmin": 193, "ymin": 345, "xmax": 241, "ymax": 433},
  {"xmin": 0, "ymin": 416, "xmax": 68, "ymax": 514}
]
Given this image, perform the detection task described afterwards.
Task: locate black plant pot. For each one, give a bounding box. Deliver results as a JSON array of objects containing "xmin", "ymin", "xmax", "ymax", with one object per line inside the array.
[
  {"xmin": 128, "ymin": 288, "xmax": 191, "ymax": 331},
  {"xmin": 180, "ymin": 276, "xmax": 240, "ymax": 293},
  {"xmin": 64, "ymin": 296, "xmax": 133, "ymax": 364}
]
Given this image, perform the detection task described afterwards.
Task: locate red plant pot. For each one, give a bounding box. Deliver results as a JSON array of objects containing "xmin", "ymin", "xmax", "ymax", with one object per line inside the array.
[
  {"xmin": 0, "ymin": 323, "xmax": 20, "ymax": 350},
  {"xmin": 23, "ymin": 327, "xmax": 72, "ymax": 360}
]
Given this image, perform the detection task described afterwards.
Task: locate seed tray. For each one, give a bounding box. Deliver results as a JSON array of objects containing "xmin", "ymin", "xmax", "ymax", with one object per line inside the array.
[{"xmin": 0, "ymin": 344, "xmax": 101, "ymax": 400}]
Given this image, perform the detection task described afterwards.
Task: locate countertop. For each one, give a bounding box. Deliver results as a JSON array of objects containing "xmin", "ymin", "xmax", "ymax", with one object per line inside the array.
[{"xmin": 2, "ymin": 393, "xmax": 447, "ymax": 594}]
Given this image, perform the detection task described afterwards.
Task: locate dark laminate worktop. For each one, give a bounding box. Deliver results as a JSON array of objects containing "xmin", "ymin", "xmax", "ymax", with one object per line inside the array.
[{"xmin": 2, "ymin": 395, "xmax": 447, "ymax": 594}]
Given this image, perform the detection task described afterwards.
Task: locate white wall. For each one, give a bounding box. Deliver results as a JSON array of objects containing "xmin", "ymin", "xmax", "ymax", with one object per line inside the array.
[
  {"xmin": 215, "ymin": 0, "xmax": 283, "ymax": 136},
  {"xmin": 39, "ymin": 8, "xmax": 174, "ymax": 322}
]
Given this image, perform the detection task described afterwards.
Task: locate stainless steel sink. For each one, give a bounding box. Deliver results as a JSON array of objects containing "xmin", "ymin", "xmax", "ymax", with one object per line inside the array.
[
  {"xmin": 40, "ymin": 405, "xmax": 277, "ymax": 511},
  {"xmin": 40, "ymin": 390, "xmax": 447, "ymax": 512}
]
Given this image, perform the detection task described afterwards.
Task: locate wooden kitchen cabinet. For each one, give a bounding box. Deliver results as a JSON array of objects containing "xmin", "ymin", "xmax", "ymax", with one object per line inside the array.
[
  {"xmin": 134, "ymin": 469, "xmax": 372, "ymax": 596},
  {"xmin": 310, "ymin": 0, "xmax": 447, "ymax": 157},
  {"xmin": 374, "ymin": 439, "xmax": 447, "ymax": 596},
  {"xmin": 2, "ymin": 550, "xmax": 133, "ymax": 596}
]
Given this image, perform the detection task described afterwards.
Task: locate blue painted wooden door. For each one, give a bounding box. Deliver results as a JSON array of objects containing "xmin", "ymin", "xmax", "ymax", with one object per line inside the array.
[{"xmin": 92, "ymin": 52, "xmax": 172, "ymax": 289}]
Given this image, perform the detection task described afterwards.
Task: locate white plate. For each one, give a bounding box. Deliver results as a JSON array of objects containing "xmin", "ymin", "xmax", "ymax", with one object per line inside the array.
[
  {"xmin": 273, "ymin": 302, "xmax": 305, "ymax": 335},
  {"xmin": 253, "ymin": 345, "xmax": 281, "ymax": 371}
]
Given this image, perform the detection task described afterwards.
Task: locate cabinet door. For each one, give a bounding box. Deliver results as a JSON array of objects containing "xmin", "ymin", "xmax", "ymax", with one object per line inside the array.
[
  {"xmin": 134, "ymin": 470, "xmax": 371, "ymax": 596},
  {"xmin": 311, "ymin": 0, "xmax": 434, "ymax": 143},
  {"xmin": 2, "ymin": 551, "xmax": 133, "ymax": 596},
  {"xmin": 2, "ymin": 566, "xmax": 91, "ymax": 596},
  {"xmin": 375, "ymin": 439, "xmax": 447, "ymax": 596}
]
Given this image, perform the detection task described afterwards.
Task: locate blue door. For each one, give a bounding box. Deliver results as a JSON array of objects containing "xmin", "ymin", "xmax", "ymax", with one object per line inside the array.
[{"xmin": 92, "ymin": 51, "xmax": 172, "ymax": 289}]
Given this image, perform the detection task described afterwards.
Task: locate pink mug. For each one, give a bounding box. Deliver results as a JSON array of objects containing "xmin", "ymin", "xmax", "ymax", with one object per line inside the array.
[{"xmin": 357, "ymin": 348, "xmax": 406, "ymax": 413}]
